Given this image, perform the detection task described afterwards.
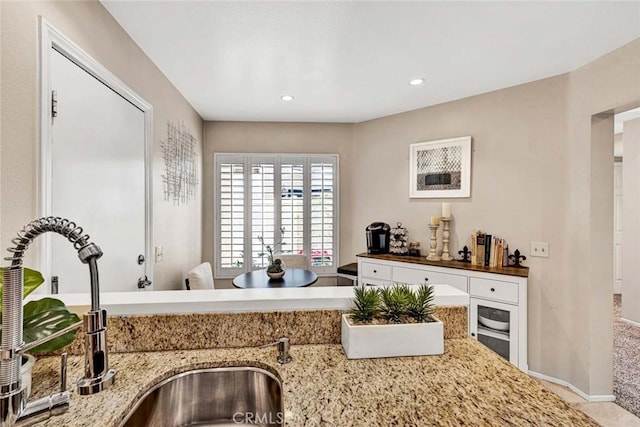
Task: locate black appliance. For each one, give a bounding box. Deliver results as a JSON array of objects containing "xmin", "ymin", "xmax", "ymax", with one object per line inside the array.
[{"xmin": 366, "ymin": 222, "xmax": 390, "ymax": 254}]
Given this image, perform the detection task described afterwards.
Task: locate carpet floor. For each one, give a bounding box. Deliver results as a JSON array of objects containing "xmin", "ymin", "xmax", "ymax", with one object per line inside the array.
[{"xmin": 614, "ymin": 294, "xmax": 640, "ymax": 417}]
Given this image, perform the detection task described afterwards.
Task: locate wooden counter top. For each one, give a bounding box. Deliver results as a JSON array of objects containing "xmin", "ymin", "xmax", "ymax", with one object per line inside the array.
[{"xmin": 358, "ymin": 252, "xmax": 530, "ymax": 277}]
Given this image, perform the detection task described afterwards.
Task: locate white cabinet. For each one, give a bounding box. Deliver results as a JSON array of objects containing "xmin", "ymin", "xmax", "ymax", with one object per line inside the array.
[
  {"xmin": 468, "ymin": 275, "xmax": 527, "ymax": 371},
  {"xmin": 393, "ymin": 266, "xmax": 468, "ymax": 293},
  {"xmin": 357, "ymin": 255, "xmax": 528, "ymax": 372}
]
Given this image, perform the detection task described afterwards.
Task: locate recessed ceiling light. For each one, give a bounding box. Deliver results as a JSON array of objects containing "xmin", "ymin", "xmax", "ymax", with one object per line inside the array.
[
  {"xmin": 409, "ymin": 78, "xmax": 425, "ymax": 86},
  {"xmin": 281, "ymin": 95, "xmax": 295, "ymax": 101}
]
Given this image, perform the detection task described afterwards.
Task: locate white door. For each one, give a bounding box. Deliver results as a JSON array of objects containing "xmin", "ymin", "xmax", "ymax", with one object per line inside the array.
[
  {"xmin": 614, "ymin": 162, "xmax": 623, "ymax": 294},
  {"xmin": 47, "ymin": 48, "xmax": 149, "ymax": 293}
]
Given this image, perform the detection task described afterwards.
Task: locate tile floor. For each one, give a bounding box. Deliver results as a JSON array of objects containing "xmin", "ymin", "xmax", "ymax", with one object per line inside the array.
[{"xmin": 536, "ymin": 379, "xmax": 640, "ymax": 427}]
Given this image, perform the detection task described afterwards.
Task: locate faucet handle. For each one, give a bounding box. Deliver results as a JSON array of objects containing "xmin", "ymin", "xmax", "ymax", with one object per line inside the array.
[
  {"xmin": 260, "ymin": 337, "xmax": 292, "ymax": 364},
  {"xmin": 60, "ymin": 353, "xmax": 68, "ymax": 392}
]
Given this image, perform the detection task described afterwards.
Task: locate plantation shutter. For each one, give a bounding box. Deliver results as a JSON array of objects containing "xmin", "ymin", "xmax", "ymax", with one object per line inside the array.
[{"xmin": 214, "ymin": 153, "xmax": 338, "ymax": 278}]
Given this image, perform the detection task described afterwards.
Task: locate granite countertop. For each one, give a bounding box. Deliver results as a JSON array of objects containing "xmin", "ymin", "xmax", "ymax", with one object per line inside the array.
[{"xmin": 32, "ymin": 338, "xmax": 596, "ymax": 426}]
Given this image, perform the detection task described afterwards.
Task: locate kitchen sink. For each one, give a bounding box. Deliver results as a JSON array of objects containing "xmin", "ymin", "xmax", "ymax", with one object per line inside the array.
[{"xmin": 120, "ymin": 367, "xmax": 283, "ymax": 426}]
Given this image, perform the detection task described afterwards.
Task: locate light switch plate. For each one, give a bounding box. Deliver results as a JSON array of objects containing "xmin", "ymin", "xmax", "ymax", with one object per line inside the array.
[
  {"xmin": 530, "ymin": 241, "xmax": 549, "ymax": 258},
  {"xmin": 155, "ymin": 245, "xmax": 163, "ymax": 263}
]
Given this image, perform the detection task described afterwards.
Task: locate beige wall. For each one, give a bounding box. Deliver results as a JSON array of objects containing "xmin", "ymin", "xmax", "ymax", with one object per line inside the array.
[
  {"xmin": 351, "ymin": 74, "xmax": 571, "ymax": 384},
  {"xmin": 202, "ymin": 121, "xmax": 355, "ymax": 282},
  {"xmin": 0, "ymin": 1, "xmax": 203, "ymax": 290},
  {"xmin": 201, "ymin": 41, "xmax": 640, "ymax": 395},
  {"xmin": 348, "ymin": 39, "xmax": 640, "ymax": 396},
  {"xmin": 565, "ymin": 39, "xmax": 640, "ymax": 395},
  {"xmin": 3, "ymin": 0, "xmax": 639, "ymax": 396}
]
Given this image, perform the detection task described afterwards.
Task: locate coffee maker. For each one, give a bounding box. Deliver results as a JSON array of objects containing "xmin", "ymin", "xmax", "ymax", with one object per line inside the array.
[{"xmin": 366, "ymin": 222, "xmax": 390, "ymax": 254}]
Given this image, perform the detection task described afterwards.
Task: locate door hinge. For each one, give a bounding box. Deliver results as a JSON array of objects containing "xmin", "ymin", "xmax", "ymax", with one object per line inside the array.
[
  {"xmin": 51, "ymin": 90, "xmax": 58, "ymax": 118},
  {"xmin": 51, "ymin": 275, "xmax": 59, "ymax": 294}
]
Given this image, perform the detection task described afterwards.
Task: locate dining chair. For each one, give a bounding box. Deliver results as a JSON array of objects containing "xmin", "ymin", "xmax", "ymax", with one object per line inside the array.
[
  {"xmin": 186, "ymin": 262, "xmax": 215, "ymax": 289},
  {"xmin": 277, "ymin": 254, "xmax": 308, "ymax": 269}
]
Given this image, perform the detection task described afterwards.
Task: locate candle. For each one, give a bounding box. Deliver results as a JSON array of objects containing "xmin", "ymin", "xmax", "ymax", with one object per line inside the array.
[
  {"xmin": 430, "ymin": 216, "xmax": 440, "ymax": 226},
  {"xmin": 442, "ymin": 202, "xmax": 451, "ymax": 218}
]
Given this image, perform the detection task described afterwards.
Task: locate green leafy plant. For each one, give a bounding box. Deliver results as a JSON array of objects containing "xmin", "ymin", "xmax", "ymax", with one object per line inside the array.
[
  {"xmin": 407, "ymin": 284, "xmax": 435, "ymax": 322},
  {"xmin": 380, "ymin": 284, "xmax": 411, "ymax": 323},
  {"xmin": 349, "ymin": 283, "xmax": 436, "ymax": 324},
  {"xmin": 350, "ymin": 286, "xmax": 381, "ymax": 323},
  {"xmin": 267, "ymin": 258, "xmax": 284, "ymax": 274},
  {"xmin": 0, "ymin": 267, "xmax": 80, "ymax": 353}
]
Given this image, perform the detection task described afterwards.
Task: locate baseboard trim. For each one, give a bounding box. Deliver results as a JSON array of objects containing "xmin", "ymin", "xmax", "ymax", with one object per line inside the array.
[
  {"xmin": 529, "ymin": 371, "xmax": 616, "ymax": 402},
  {"xmin": 620, "ymin": 317, "xmax": 640, "ymax": 328}
]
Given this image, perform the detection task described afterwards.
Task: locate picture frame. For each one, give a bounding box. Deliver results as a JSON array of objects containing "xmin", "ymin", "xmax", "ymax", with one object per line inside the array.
[{"xmin": 409, "ymin": 136, "xmax": 471, "ymax": 198}]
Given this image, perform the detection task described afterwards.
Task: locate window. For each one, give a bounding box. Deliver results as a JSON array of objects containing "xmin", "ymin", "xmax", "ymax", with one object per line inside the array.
[{"xmin": 215, "ymin": 153, "xmax": 338, "ymax": 277}]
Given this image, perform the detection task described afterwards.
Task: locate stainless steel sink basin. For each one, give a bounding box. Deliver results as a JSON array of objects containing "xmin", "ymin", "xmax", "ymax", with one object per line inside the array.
[{"xmin": 120, "ymin": 367, "xmax": 283, "ymax": 426}]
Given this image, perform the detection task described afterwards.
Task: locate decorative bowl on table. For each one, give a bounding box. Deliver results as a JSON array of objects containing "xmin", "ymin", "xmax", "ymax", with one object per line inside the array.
[{"xmin": 267, "ymin": 270, "xmax": 285, "ymax": 280}]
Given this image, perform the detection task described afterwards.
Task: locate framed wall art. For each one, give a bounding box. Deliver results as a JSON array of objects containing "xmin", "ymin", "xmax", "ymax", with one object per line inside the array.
[{"xmin": 409, "ymin": 136, "xmax": 471, "ymax": 198}]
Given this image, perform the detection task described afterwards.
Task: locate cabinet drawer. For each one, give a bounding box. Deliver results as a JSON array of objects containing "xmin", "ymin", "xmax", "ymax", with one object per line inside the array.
[
  {"xmin": 469, "ymin": 277, "xmax": 518, "ymax": 304},
  {"xmin": 393, "ymin": 266, "xmax": 468, "ymax": 293},
  {"xmin": 361, "ymin": 262, "xmax": 391, "ymax": 281}
]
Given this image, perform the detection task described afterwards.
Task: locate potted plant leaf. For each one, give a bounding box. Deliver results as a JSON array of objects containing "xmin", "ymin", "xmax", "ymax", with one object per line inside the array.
[
  {"xmin": 341, "ymin": 283, "xmax": 444, "ymax": 359},
  {"xmin": 0, "ymin": 267, "xmax": 80, "ymax": 397}
]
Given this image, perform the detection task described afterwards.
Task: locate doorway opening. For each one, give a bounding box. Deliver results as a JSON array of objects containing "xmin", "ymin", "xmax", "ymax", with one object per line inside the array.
[{"xmin": 612, "ymin": 107, "xmax": 640, "ymax": 417}]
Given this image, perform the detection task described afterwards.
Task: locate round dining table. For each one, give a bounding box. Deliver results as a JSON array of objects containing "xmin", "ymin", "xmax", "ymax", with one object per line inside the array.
[{"xmin": 232, "ymin": 268, "xmax": 318, "ymax": 289}]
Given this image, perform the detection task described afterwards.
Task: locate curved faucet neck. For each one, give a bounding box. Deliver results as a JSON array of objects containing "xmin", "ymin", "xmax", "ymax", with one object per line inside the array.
[{"xmin": 0, "ymin": 217, "xmax": 115, "ymax": 426}]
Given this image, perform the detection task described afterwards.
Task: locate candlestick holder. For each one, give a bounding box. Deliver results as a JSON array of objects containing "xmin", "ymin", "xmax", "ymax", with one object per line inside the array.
[
  {"xmin": 427, "ymin": 224, "xmax": 441, "ymax": 261},
  {"xmin": 440, "ymin": 217, "xmax": 453, "ymax": 261}
]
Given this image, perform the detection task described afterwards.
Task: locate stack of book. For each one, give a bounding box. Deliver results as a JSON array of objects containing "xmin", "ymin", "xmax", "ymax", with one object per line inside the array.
[{"xmin": 470, "ymin": 230, "xmax": 508, "ymax": 268}]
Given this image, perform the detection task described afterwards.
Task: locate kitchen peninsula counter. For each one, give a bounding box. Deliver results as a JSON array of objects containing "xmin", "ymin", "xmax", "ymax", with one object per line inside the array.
[{"xmin": 32, "ymin": 339, "xmax": 597, "ymax": 426}]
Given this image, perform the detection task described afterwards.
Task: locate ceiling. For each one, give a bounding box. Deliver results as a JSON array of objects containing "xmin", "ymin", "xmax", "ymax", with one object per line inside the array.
[{"xmin": 101, "ymin": 1, "xmax": 640, "ymax": 123}]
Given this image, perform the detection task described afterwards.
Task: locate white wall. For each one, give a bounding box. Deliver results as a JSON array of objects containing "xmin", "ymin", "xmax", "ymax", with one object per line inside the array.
[{"xmin": 0, "ymin": 1, "xmax": 203, "ymax": 290}]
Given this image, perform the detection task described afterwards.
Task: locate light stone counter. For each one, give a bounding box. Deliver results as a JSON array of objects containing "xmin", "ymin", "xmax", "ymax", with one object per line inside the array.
[{"xmin": 31, "ymin": 339, "xmax": 597, "ymax": 427}]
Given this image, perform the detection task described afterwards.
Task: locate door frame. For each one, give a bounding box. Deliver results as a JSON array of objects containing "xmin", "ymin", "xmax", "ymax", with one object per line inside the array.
[{"xmin": 38, "ymin": 17, "xmax": 154, "ymax": 290}]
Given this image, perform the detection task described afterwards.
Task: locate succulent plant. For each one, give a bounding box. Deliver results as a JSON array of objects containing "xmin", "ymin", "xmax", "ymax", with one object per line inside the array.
[
  {"xmin": 349, "ymin": 283, "xmax": 436, "ymax": 324},
  {"xmin": 267, "ymin": 258, "xmax": 284, "ymax": 273},
  {"xmin": 350, "ymin": 286, "xmax": 381, "ymax": 323},
  {"xmin": 407, "ymin": 283, "xmax": 435, "ymax": 322},
  {"xmin": 380, "ymin": 284, "xmax": 411, "ymax": 323}
]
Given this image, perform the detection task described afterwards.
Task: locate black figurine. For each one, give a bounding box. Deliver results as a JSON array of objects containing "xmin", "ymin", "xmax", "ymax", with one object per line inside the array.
[
  {"xmin": 457, "ymin": 246, "xmax": 471, "ymax": 263},
  {"xmin": 508, "ymin": 249, "xmax": 527, "ymax": 268}
]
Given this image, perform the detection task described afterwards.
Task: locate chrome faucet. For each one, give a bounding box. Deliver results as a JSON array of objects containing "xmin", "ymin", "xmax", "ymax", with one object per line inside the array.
[
  {"xmin": 260, "ymin": 337, "xmax": 292, "ymax": 364},
  {"xmin": 0, "ymin": 217, "xmax": 116, "ymax": 426}
]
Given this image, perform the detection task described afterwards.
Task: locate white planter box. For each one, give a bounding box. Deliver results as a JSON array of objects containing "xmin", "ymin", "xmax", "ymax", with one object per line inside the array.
[{"xmin": 341, "ymin": 314, "xmax": 444, "ymax": 359}]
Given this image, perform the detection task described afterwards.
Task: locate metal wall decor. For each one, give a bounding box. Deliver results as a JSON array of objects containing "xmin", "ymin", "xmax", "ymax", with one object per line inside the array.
[
  {"xmin": 161, "ymin": 122, "xmax": 199, "ymax": 205},
  {"xmin": 409, "ymin": 136, "xmax": 472, "ymax": 198}
]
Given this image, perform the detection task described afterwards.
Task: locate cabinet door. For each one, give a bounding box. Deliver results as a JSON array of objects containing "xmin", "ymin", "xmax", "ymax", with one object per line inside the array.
[
  {"xmin": 470, "ymin": 298, "xmax": 519, "ymax": 368},
  {"xmin": 393, "ymin": 266, "xmax": 468, "ymax": 293}
]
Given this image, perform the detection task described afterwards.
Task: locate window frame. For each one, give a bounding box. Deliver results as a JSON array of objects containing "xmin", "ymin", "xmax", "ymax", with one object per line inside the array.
[{"xmin": 214, "ymin": 152, "xmax": 339, "ymax": 279}]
